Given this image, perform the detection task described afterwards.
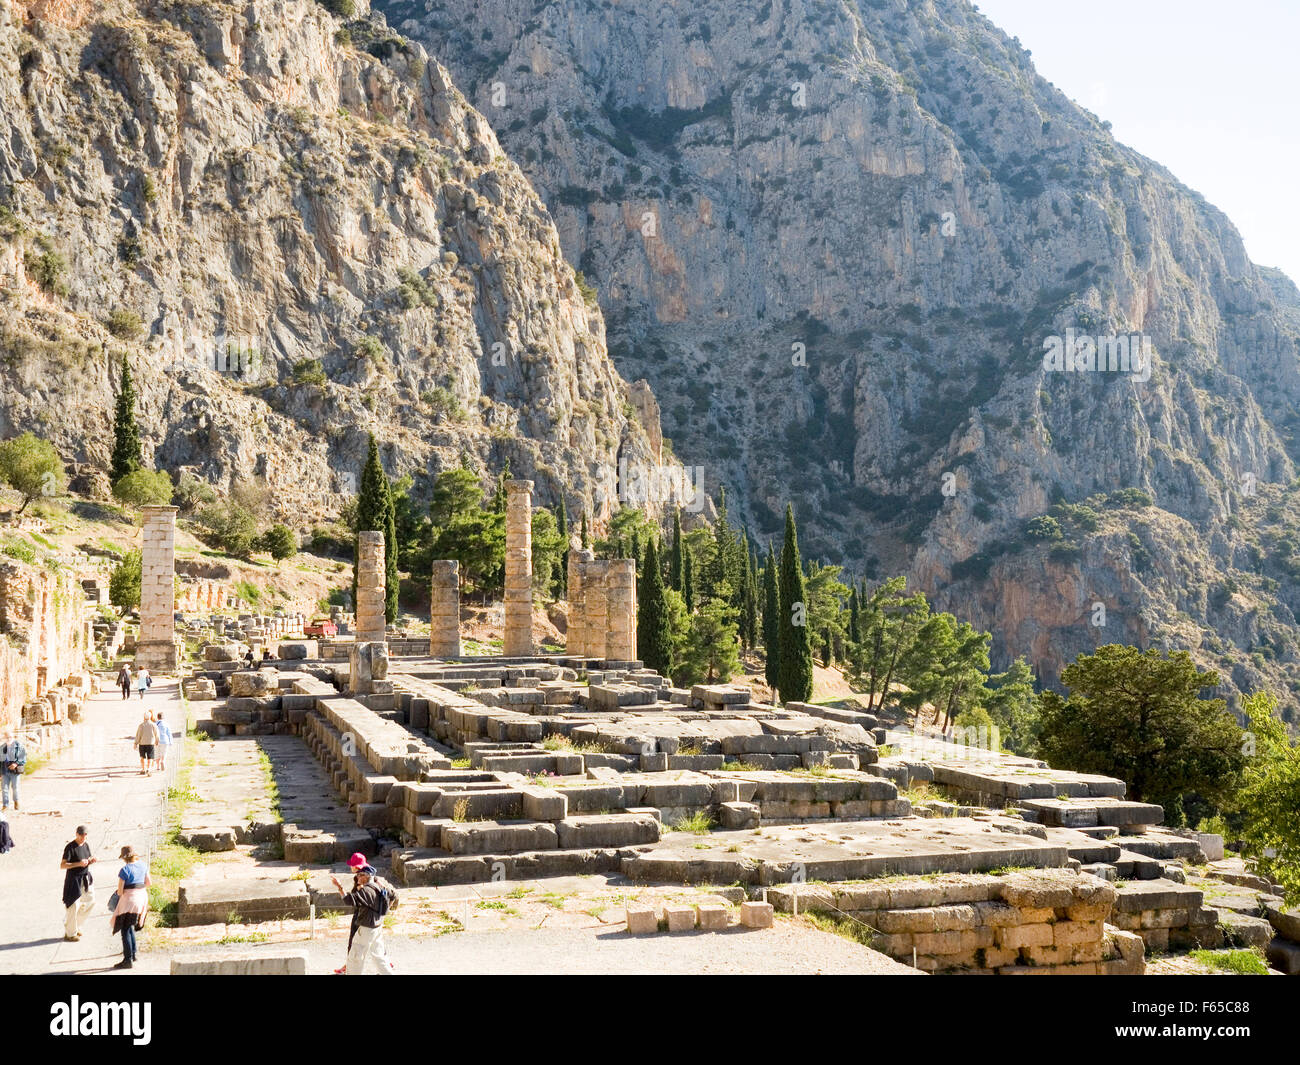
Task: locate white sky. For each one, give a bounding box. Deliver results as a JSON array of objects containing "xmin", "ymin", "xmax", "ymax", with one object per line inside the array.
[{"xmin": 973, "ymin": 0, "xmax": 1300, "ymax": 286}]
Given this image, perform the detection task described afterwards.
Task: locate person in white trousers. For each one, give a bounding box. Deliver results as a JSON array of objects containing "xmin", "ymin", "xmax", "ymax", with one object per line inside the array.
[
  {"xmin": 59, "ymin": 826, "xmax": 97, "ymax": 941},
  {"xmin": 330, "ymin": 859, "xmax": 396, "ymax": 975}
]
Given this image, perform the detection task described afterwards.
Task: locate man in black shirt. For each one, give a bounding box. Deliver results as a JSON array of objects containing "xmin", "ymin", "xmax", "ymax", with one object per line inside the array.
[
  {"xmin": 329, "ymin": 861, "xmax": 396, "ymax": 975},
  {"xmin": 59, "ymin": 826, "xmax": 96, "ymax": 941}
]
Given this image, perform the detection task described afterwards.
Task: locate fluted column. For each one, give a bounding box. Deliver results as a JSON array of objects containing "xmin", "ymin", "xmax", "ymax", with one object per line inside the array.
[
  {"xmin": 584, "ymin": 560, "xmax": 609, "ymax": 661},
  {"xmin": 136, "ymin": 506, "xmax": 178, "ymax": 671},
  {"xmin": 606, "ymin": 557, "xmax": 637, "ymax": 662},
  {"xmin": 354, "ymin": 531, "xmax": 387, "ymax": 642},
  {"xmin": 503, "ymin": 479, "xmax": 534, "ymax": 657},
  {"xmin": 429, "ymin": 560, "xmax": 461, "ymax": 658}
]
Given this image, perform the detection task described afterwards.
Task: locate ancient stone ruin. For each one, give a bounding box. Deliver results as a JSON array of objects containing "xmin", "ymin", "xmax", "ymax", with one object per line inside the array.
[
  {"xmin": 135, "ymin": 505, "xmax": 178, "ymax": 672},
  {"xmin": 166, "ymin": 482, "xmax": 1300, "ymax": 975}
]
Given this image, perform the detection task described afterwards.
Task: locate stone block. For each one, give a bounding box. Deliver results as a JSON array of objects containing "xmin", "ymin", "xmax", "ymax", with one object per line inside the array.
[
  {"xmin": 171, "ymin": 951, "xmax": 308, "ymax": 976},
  {"xmin": 717, "ymin": 801, "xmax": 760, "ymax": 830},
  {"xmin": 626, "ymin": 904, "xmax": 658, "ymax": 935},
  {"xmin": 697, "ymin": 903, "xmax": 729, "ymax": 930},
  {"xmin": 997, "ymin": 923, "xmax": 1053, "ymax": 950},
  {"xmin": 178, "ymin": 827, "xmax": 237, "ymax": 853},
  {"xmin": 740, "ymin": 901, "xmax": 774, "ymax": 929},
  {"xmin": 520, "ymin": 787, "xmax": 569, "ymax": 821},
  {"xmin": 663, "ymin": 903, "xmax": 696, "ymax": 932}
]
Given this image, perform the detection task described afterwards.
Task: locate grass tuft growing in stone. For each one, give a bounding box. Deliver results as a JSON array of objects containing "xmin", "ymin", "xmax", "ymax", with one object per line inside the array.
[{"xmin": 1188, "ymin": 948, "xmax": 1269, "ymax": 975}]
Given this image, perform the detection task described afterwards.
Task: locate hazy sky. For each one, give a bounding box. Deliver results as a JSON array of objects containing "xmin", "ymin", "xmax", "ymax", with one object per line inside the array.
[{"xmin": 973, "ymin": 0, "xmax": 1299, "ymax": 286}]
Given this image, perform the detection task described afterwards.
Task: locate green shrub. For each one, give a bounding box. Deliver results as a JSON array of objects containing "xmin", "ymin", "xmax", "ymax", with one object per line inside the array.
[
  {"xmin": 105, "ymin": 309, "xmax": 143, "ymax": 340},
  {"xmin": 197, "ymin": 500, "xmax": 259, "ymax": 559},
  {"xmin": 109, "ymin": 548, "xmax": 142, "ymax": 608},
  {"xmin": 259, "ymin": 523, "xmax": 297, "ymax": 560},
  {"xmin": 319, "ymin": 0, "xmax": 355, "ymax": 16},
  {"xmin": 112, "ymin": 468, "xmax": 173, "ymax": 507},
  {"xmin": 25, "ymin": 247, "xmax": 68, "ymax": 296},
  {"xmin": 291, "ymin": 357, "xmax": 327, "ymax": 386}
]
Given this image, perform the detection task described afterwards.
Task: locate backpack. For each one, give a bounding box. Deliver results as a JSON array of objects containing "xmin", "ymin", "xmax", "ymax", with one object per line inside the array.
[{"xmin": 371, "ymin": 877, "xmax": 399, "ymax": 917}]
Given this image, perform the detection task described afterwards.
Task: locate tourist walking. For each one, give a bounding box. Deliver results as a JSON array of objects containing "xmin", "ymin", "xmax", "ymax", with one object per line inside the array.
[
  {"xmin": 134, "ymin": 712, "xmax": 158, "ymax": 776},
  {"xmin": 110, "ymin": 845, "xmax": 150, "ymax": 970},
  {"xmin": 154, "ymin": 712, "xmax": 173, "ymax": 773},
  {"xmin": 60, "ymin": 826, "xmax": 97, "ymax": 941},
  {"xmin": 329, "ymin": 853, "xmax": 397, "ymax": 975},
  {"xmin": 117, "ymin": 664, "xmax": 132, "ymax": 700},
  {"xmin": 135, "ymin": 667, "xmax": 151, "ymax": 700},
  {"xmin": 0, "ymin": 728, "xmax": 25, "ymax": 812}
]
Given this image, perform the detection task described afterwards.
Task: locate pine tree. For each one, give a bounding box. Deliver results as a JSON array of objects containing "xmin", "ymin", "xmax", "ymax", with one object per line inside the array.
[
  {"xmin": 777, "ymin": 504, "xmax": 813, "ymax": 704},
  {"xmin": 669, "ymin": 508, "xmax": 684, "ymax": 593},
  {"xmin": 682, "ymin": 547, "xmax": 696, "ymax": 612},
  {"xmin": 637, "ymin": 537, "xmax": 674, "ymax": 675},
  {"xmin": 110, "ymin": 355, "xmax": 142, "ymax": 485},
  {"xmin": 762, "ymin": 544, "xmax": 780, "ymax": 691}
]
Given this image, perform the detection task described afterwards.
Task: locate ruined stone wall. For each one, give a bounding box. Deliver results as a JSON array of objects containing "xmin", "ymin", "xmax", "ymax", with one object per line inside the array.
[{"xmin": 0, "ymin": 560, "xmax": 93, "ymax": 732}]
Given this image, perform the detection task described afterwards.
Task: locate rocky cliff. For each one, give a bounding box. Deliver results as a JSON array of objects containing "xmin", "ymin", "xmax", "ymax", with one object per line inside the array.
[
  {"xmin": 0, "ymin": 0, "xmax": 680, "ymax": 528},
  {"xmin": 382, "ymin": 0, "xmax": 1300, "ymax": 716}
]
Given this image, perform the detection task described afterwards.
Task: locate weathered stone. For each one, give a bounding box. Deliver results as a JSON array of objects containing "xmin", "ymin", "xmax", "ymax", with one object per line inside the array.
[{"xmin": 740, "ymin": 901, "xmax": 774, "ymax": 928}]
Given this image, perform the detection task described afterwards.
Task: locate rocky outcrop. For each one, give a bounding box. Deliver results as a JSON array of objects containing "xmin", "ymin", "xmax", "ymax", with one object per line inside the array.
[
  {"xmin": 0, "ymin": 0, "xmax": 679, "ymax": 527},
  {"xmin": 385, "ymin": 0, "xmax": 1300, "ymax": 715}
]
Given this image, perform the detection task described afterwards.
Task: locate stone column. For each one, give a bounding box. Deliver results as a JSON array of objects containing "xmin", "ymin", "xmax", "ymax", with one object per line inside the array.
[
  {"xmin": 503, "ymin": 480, "xmax": 534, "ymax": 657},
  {"xmin": 135, "ymin": 505, "xmax": 178, "ymax": 672},
  {"xmin": 584, "ymin": 560, "xmax": 609, "ymax": 661},
  {"xmin": 429, "ymin": 560, "xmax": 461, "ymax": 658},
  {"xmin": 354, "ymin": 531, "xmax": 387, "ymax": 642},
  {"xmin": 566, "ymin": 547, "xmax": 593, "ymax": 658},
  {"xmin": 607, "ymin": 558, "xmax": 637, "ymax": 663}
]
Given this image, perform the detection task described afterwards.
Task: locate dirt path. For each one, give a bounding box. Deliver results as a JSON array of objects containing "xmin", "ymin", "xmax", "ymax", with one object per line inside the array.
[{"xmin": 0, "ymin": 676, "xmax": 183, "ymax": 975}]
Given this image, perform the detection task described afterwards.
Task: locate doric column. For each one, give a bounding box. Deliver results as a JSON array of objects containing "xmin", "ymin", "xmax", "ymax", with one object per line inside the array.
[
  {"xmin": 354, "ymin": 530, "xmax": 387, "ymax": 642},
  {"xmin": 503, "ymin": 480, "xmax": 534, "ymax": 657},
  {"xmin": 136, "ymin": 505, "xmax": 178, "ymax": 672},
  {"xmin": 429, "ymin": 560, "xmax": 461, "ymax": 658},
  {"xmin": 606, "ymin": 558, "xmax": 637, "ymax": 662},
  {"xmin": 584, "ymin": 560, "xmax": 609, "ymax": 661},
  {"xmin": 566, "ymin": 547, "xmax": 593, "ymax": 658}
]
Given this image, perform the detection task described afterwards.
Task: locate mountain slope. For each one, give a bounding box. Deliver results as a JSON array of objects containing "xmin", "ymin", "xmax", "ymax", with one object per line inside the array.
[
  {"xmin": 382, "ymin": 0, "xmax": 1300, "ymax": 717},
  {"xmin": 0, "ymin": 0, "xmax": 677, "ymax": 525}
]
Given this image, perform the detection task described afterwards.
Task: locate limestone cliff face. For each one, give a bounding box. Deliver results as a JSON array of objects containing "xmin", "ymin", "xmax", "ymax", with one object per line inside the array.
[
  {"xmin": 383, "ymin": 0, "xmax": 1300, "ymax": 713},
  {"xmin": 0, "ymin": 0, "xmax": 679, "ymax": 526}
]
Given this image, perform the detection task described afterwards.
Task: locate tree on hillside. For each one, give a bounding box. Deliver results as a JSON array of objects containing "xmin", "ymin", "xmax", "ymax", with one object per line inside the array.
[
  {"xmin": 427, "ymin": 466, "xmax": 505, "ymax": 599},
  {"xmin": 982, "ymin": 657, "xmax": 1040, "ymax": 754},
  {"xmin": 740, "ymin": 544, "xmax": 760, "ymax": 651},
  {"xmin": 776, "ymin": 504, "xmax": 813, "ymax": 704},
  {"xmin": 849, "ymin": 576, "xmax": 929, "ymax": 715},
  {"xmin": 555, "ymin": 506, "xmax": 568, "ymax": 596},
  {"xmin": 1037, "ymin": 645, "xmax": 1246, "ymax": 809},
  {"xmin": 109, "ymin": 548, "xmax": 142, "ymax": 609},
  {"xmin": 580, "ymin": 510, "xmax": 590, "ymax": 550},
  {"xmin": 1238, "ymin": 691, "xmax": 1300, "ymax": 904},
  {"xmin": 354, "ymin": 434, "xmax": 398, "ymax": 622},
  {"xmin": 636, "ymin": 537, "xmax": 675, "ymax": 675},
  {"xmin": 669, "ymin": 508, "xmax": 684, "ymax": 593},
  {"xmin": 112, "ymin": 468, "xmax": 172, "ymax": 508},
  {"xmin": 682, "ymin": 546, "xmax": 696, "ymax": 613},
  {"xmin": 848, "ymin": 587, "xmax": 861, "ymax": 646},
  {"xmin": 531, "ymin": 508, "xmax": 565, "ymax": 596},
  {"xmin": 679, "ymin": 588, "xmax": 741, "ymax": 684},
  {"xmin": 762, "ymin": 544, "xmax": 780, "ymax": 690},
  {"xmin": 110, "ymin": 355, "xmax": 143, "ymax": 485},
  {"xmin": 0, "ymin": 432, "xmax": 66, "ymax": 513}
]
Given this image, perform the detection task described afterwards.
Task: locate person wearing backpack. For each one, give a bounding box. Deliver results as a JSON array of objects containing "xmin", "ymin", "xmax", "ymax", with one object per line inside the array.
[
  {"xmin": 329, "ymin": 853, "xmax": 397, "ymax": 975},
  {"xmin": 1, "ymin": 728, "xmax": 26, "ymax": 812}
]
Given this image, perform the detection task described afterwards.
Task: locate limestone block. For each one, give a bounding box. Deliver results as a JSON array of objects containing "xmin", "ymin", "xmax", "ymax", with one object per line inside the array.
[
  {"xmin": 697, "ymin": 903, "xmax": 729, "ymax": 930},
  {"xmin": 740, "ymin": 901, "xmax": 774, "ymax": 929},
  {"xmin": 626, "ymin": 904, "xmax": 658, "ymax": 935},
  {"xmin": 663, "ymin": 903, "xmax": 696, "ymax": 932}
]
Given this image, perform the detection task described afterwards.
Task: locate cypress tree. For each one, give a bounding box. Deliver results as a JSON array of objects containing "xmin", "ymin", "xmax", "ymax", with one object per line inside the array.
[
  {"xmin": 354, "ymin": 434, "xmax": 398, "ymax": 622},
  {"xmin": 682, "ymin": 546, "xmax": 696, "ymax": 612},
  {"xmin": 631, "ymin": 531, "xmax": 641, "ymax": 573},
  {"xmin": 636, "ymin": 537, "xmax": 674, "ymax": 675},
  {"xmin": 669, "ymin": 508, "xmax": 684, "ymax": 592},
  {"xmin": 762, "ymin": 544, "xmax": 780, "ymax": 691},
  {"xmin": 741, "ymin": 548, "xmax": 759, "ymax": 651},
  {"xmin": 848, "ymin": 587, "xmax": 861, "ymax": 646},
  {"xmin": 777, "ymin": 505, "xmax": 813, "ymax": 704},
  {"xmin": 580, "ymin": 510, "xmax": 590, "ymax": 549},
  {"xmin": 110, "ymin": 355, "xmax": 142, "ymax": 485}
]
